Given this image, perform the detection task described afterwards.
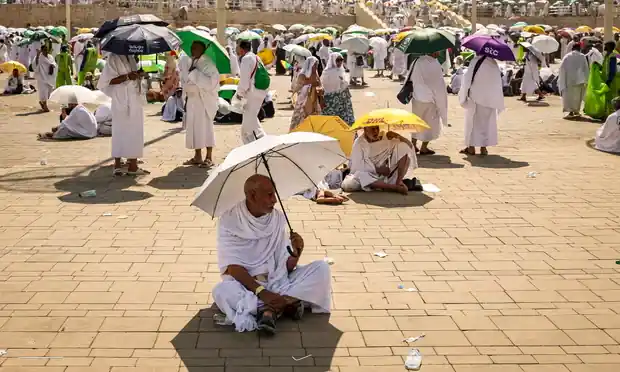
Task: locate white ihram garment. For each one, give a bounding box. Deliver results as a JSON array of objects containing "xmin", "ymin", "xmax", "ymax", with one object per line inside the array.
[
  {"xmin": 409, "ymin": 56, "xmax": 448, "ymax": 142},
  {"xmin": 520, "ymin": 53, "xmax": 541, "ymax": 95},
  {"xmin": 54, "ymin": 105, "xmax": 98, "ymax": 139},
  {"xmin": 341, "ymin": 134, "xmax": 416, "ymax": 191},
  {"xmin": 373, "ymin": 43, "xmax": 387, "ymax": 70},
  {"xmin": 212, "ymin": 201, "xmax": 331, "ymax": 332},
  {"xmin": 32, "ymin": 53, "xmax": 56, "ymax": 101},
  {"xmin": 391, "ymin": 48, "xmax": 406, "ymax": 76},
  {"xmin": 238, "ymin": 52, "xmax": 267, "ymax": 144},
  {"xmin": 459, "ymin": 56, "xmax": 505, "ymax": 147},
  {"xmin": 179, "ymin": 54, "xmax": 219, "ymax": 149},
  {"xmin": 97, "ymin": 54, "xmax": 144, "ymax": 159},
  {"xmin": 0, "ymin": 43, "xmax": 7, "ymax": 63},
  {"xmin": 347, "ymin": 54, "xmax": 364, "ymax": 79},
  {"xmin": 558, "ymin": 50, "xmax": 589, "ymax": 113},
  {"xmin": 595, "ymin": 110, "xmax": 620, "ymax": 153}
]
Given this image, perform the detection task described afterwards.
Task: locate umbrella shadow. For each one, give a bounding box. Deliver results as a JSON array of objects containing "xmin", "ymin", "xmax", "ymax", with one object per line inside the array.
[
  {"xmin": 417, "ymin": 154, "xmax": 465, "ymax": 169},
  {"xmin": 172, "ymin": 307, "xmax": 344, "ymax": 371},
  {"xmin": 463, "ymin": 154, "xmax": 530, "ymax": 169},
  {"xmin": 54, "ymin": 165, "xmax": 153, "ymax": 204},
  {"xmin": 347, "ymin": 190, "xmax": 433, "ymax": 208},
  {"xmin": 16, "ymin": 110, "xmax": 46, "ymax": 117},
  {"xmin": 148, "ymin": 165, "xmax": 209, "ymax": 190}
]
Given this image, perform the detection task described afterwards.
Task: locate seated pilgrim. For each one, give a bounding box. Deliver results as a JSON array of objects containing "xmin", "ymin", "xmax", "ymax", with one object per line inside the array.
[
  {"xmin": 95, "ymin": 102, "xmax": 112, "ymax": 137},
  {"xmin": 3, "ymin": 68, "xmax": 33, "ymax": 95},
  {"xmin": 38, "ymin": 101, "xmax": 98, "ymax": 140},
  {"xmin": 595, "ymin": 97, "xmax": 620, "ymax": 154},
  {"xmin": 341, "ymin": 126, "xmax": 418, "ymax": 194},
  {"xmin": 162, "ymin": 88, "xmax": 185, "ymax": 123},
  {"xmin": 212, "ymin": 174, "xmax": 331, "ymax": 335}
]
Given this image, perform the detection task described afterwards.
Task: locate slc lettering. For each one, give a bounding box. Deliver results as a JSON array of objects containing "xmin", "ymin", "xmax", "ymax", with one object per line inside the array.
[{"xmin": 483, "ymin": 46, "xmax": 499, "ymax": 56}]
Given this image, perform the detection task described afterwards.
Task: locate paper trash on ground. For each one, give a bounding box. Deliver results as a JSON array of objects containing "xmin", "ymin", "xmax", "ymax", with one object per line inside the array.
[
  {"xmin": 403, "ymin": 333, "xmax": 426, "ymax": 343},
  {"xmin": 405, "ymin": 348, "xmax": 422, "ymax": 370},
  {"xmin": 374, "ymin": 251, "xmax": 388, "ymax": 258},
  {"xmin": 422, "ymin": 183, "xmax": 441, "ymax": 193},
  {"xmin": 292, "ymin": 354, "xmax": 313, "ymax": 361}
]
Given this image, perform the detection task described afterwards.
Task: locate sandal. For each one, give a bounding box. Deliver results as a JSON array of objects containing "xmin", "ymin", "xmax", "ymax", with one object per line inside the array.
[
  {"xmin": 183, "ymin": 158, "xmax": 204, "ymax": 166},
  {"xmin": 257, "ymin": 310, "xmax": 277, "ymax": 335},
  {"xmin": 200, "ymin": 159, "xmax": 215, "ymax": 169},
  {"xmin": 480, "ymin": 148, "xmax": 488, "ymax": 156},
  {"xmin": 459, "ymin": 148, "xmax": 475, "ymax": 155},
  {"xmin": 126, "ymin": 168, "xmax": 151, "ymax": 176},
  {"xmin": 112, "ymin": 168, "xmax": 124, "ymax": 176},
  {"xmin": 418, "ymin": 149, "xmax": 436, "ymax": 156}
]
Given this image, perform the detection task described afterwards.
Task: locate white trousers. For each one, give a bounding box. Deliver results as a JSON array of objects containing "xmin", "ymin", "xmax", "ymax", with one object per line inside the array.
[{"xmin": 241, "ymin": 89, "xmax": 267, "ymax": 144}]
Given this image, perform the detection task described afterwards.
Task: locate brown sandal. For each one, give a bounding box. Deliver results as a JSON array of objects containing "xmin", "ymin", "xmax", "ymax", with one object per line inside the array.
[{"xmin": 459, "ymin": 148, "xmax": 475, "ymax": 155}]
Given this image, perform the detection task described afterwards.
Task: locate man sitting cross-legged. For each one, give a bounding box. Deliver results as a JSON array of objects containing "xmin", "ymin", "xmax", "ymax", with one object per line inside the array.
[{"xmin": 212, "ymin": 174, "xmax": 332, "ymax": 335}]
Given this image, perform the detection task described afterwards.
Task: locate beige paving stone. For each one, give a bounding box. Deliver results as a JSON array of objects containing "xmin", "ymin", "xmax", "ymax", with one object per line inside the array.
[
  {"xmin": 504, "ymin": 330, "xmax": 575, "ymax": 346},
  {"xmin": 464, "ymin": 331, "xmax": 513, "ymax": 346},
  {"xmin": 547, "ymin": 315, "xmax": 597, "ymax": 329},
  {"xmin": 490, "ymin": 316, "xmax": 557, "ymax": 330}
]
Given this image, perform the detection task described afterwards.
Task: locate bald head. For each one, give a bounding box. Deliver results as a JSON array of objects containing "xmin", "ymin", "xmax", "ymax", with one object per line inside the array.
[{"xmin": 244, "ymin": 174, "xmax": 277, "ymax": 217}]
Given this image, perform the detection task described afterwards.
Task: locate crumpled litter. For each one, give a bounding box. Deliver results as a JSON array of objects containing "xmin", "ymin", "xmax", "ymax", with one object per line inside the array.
[
  {"xmin": 364, "ymin": 91, "xmax": 376, "ymax": 97},
  {"xmin": 102, "ymin": 212, "xmax": 112, "ymax": 217},
  {"xmin": 323, "ymin": 257, "xmax": 335, "ymax": 265},
  {"xmin": 403, "ymin": 333, "xmax": 426, "ymax": 343},
  {"xmin": 527, "ymin": 171, "xmax": 538, "ymax": 178},
  {"xmin": 40, "ymin": 159, "xmax": 48, "ymax": 165},
  {"xmin": 292, "ymin": 354, "xmax": 313, "ymax": 361},
  {"xmin": 422, "ymin": 183, "xmax": 440, "ymax": 193},
  {"xmin": 116, "ymin": 215, "xmax": 129, "ymax": 219},
  {"xmin": 374, "ymin": 251, "xmax": 388, "ymax": 258},
  {"xmin": 405, "ymin": 348, "xmax": 422, "ymax": 370},
  {"xmin": 0, "ymin": 349, "xmax": 6, "ymax": 357}
]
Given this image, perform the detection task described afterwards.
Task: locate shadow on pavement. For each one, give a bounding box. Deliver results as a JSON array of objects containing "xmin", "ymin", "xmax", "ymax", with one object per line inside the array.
[
  {"xmin": 172, "ymin": 307, "xmax": 343, "ymax": 372},
  {"xmin": 586, "ymin": 139, "xmax": 620, "ymax": 156},
  {"xmin": 148, "ymin": 165, "xmax": 210, "ymax": 190},
  {"xmin": 463, "ymin": 154, "xmax": 529, "ymax": 169},
  {"xmin": 417, "ymin": 154, "xmax": 465, "ymax": 169},
  {"xmin": 347, "ymin": 190, "xmax": 433, "ymax": 208}
]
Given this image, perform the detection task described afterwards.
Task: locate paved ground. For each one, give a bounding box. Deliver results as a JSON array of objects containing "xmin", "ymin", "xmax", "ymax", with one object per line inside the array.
[{"xmin": 0, "ymin": 72, "xmax": 619, "ymax": 372}]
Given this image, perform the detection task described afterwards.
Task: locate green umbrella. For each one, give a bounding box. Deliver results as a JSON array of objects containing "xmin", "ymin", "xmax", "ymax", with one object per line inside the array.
[
  {"xmin": 219, "ymin": 84, "xmax": 237, "ymax": 100},
  {"xmin": 177, "ymin": 28, "xmax": 231, "ymax": 74},
  {"xmin": 138, "ymin": 59, "xmax": 166, "ymax": 73},
  {"xmin": 396, "ymin": 28, "xmax": 455, "ymax": 55},
  {"xmin": 236, "ymin": 30, "xmax": 262, "ymax": 41},
  {"xmin": 50, "ymin": 26, "xmax": 68, "ymax": 37}
]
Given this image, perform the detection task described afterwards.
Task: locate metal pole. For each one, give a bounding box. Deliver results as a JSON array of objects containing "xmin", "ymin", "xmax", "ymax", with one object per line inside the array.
[
  {"xmin": 216, "ymin": 0, "xmax": 226, "ymax": 46},
  {"xmin": 604, "ymin": 0, "xmax": 613, "ymax": 42},
  {"xmin": 158, "ymin": 0, "xmax": 164, "ymax": 18},
  {"xmin": 471, "ymin": 0, "xmax": 477, "ymax": 34},
  {"xmin": 65, "ymin": 0, "xmax": 71, "ymax": 40}
]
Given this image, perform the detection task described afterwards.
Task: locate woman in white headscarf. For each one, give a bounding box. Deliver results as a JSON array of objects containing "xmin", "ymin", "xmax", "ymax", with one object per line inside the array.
[
  {"xmin": 289, "ymin": 56, "xmax": 323, "ymax": 130},
  {"xmin": 320, "ymin": 52, "xmax": 355, "ymax": 126}
]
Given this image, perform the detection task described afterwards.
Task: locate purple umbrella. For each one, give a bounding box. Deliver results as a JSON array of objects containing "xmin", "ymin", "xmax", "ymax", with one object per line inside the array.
[{"xmin": 461, "ymin": 35, "xmax": 515, "ymax": 61}]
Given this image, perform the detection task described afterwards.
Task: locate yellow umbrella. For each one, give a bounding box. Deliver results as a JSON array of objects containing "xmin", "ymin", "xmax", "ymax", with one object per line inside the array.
[
  {"xmin": 523, "ymin": 25, "xmax": 545, "ymax": 34},
  {"xmin": 291, "ymin": 116, "xmax": 354, "ymax": 156},
  {"xmin": 77, "ymin": 28, "xmax": 92, "ymax": 35},
  {"xmin": 257, "ymin": 48, "xmax": 274, "ymax": 66},
  {"xmin": 0, "ymin": 61, "xmax": 27, "ymax": 74},
  {"xmin": 351, "ymin": 108, "xmax": 430, "ymax": 132},
  {"xmin": 220, "ymin": 76, "xmax": 240, "ymax": 85},
  {"xmin": 308, "ymin": 33, "xmax": 333, "ymax": 42},
  {"xmin": 595, "ymin": 26, "xmax": 620, "ymax": 34},
  {"xmin": 393, "ymin": 30, "xmax": 413, "ymax": 43},
  {"xmin": 576, "ymin": 25, "xmax": 593, "ymax": 33}
]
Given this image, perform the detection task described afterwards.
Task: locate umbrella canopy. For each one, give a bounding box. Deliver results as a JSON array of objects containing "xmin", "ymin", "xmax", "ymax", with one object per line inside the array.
[
  {"xmin": 340, "ymin": 34, "xmax": 370, "ymax": 54},
  {"xmin": 523, "ymin": 25, "xmax": 545, "ymax": 34},
  {"xmin": 283, "ymin": 44, "xmax": 312, "ymax": 57},
  {"xmin": 343, "ymin": 25, "xmax": 370, "ymax": 36},
  {"xmin": 288, "ymin": 24, "xmax": 305, "ymax": 32},
  {"xmin": 558, "ymin": 28, "xmax": 575, "ymax": 38},
  {"xmin": 191, "ymin": 132, "xmax": 346, "ymax": 218},
  {"xmin": 351, "ymin": 108, "xmax": 430, "ymax": 132},
  {"xmin": 101, "ymin": 24, "xmax": 180, "ymax": 56},
  {"xmin": 393, "ymin": 30, "xmax": 413, "ymax": 43},
  {"xmin": 95, "ymin": 14, "xmax": 168, "ymax": 39},
  {"xmin": 236, "ymin": 30, "xmax": 262, "ymax": 41},
  {"xmin": 50, "ymin": 26, "xmax": 68, "ymax": 37},
  {"xmin": 177, "ymin": 29, "xmax": 231, "ymax": 74},
  {"xmin": 290, "ymin": 116, "xmax": 354, "ymax": 156},
  {"xmin": 576, "ymin": 25, "xmax": 593, "ymax": 33},
  {"xmin": 531, "ymin": 35, "xmax": 559, "ymax": 54},
  {"xmin": 320, "ymin": 27, "xmax": 339, "ymax": 35},
  {"xmin": 272, "ymin": 24, "xmax": 287, "ymax": 32},
  {"xmin": 369, "ymin": 36, "xmax": 388, "ymax": 49},
  {"xmin": 461, "ymin": 35, "xmax": 515, "ymax": 61},
  {"xmin": 49, "ymin": 85, "xmax": 105, "ymax": 105},
  {"xmin": 219, "ymin": 84, "xmax": 237, "ymax": 100},
  {"xmin": 396, "ymin": 28, "xmax": 455, "ymax": 55},
  {"xmin": 0, "ymin": 61, "xmax": 27, "ymax": 74}
]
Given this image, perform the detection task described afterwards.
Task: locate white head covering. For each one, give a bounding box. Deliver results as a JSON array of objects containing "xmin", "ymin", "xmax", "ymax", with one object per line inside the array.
[
  {"xmin": 325, "ymin": 52, "xmax": 343, "ymax": 70},
  {"xmin": 300, "ymin": 56, "xmax": 318, "ymax": 77}
]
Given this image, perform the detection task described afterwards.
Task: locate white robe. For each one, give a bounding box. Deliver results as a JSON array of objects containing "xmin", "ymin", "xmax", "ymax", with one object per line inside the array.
[
  {"xmin": 459, "ymin": 56, "xmax": 504, "ymax": 147},
  {"xmin": 55, "ymin": 105, "xmax": 98, "ymax": 139},
  {"xmin": 238, "ymin": 52, "xmax": 267, "ymax": 144},
  {"xmin": 179, "ymin": 54, "xmax": 219, "ymax": 149},
  {"xmin": 162, "ymin": 94, "xmax": 184, "ymax": 122},
  {"xmin": 595, "ymin": 110, "xmax": 620, "ymax": 153},
  {"xmin": 558, "ymin": 50, "xmax": 589, "ymax": 113},
  {"xmin": 342, "ymin": 134, "xmax": 417, "ymax": 191},
  {"xmin": 520, "ymin": 53, "xmax": 540, "ymax": 95},
  {"xmin": 410, "ymin": 56, "xmax": 448, "ymax": 142},
  {"xmin": 347, "ymin": 54, "xmax": 364, "ymax": 79},
  {"xmin": 32, "ymin": 53, "xmax": 56, "ymax": 101},
  {"xmin": 450, "ymin": 67, "xmax": 466, "ymax": 93},
  {"xmin": 73, "ymin": 41, "xmax": 84, "ymax": 74},
  {"xmin": 212, "ymin": 201, "xmax": 331, "ymax": 332},
  {"xmin": 97, "ymin": 54, "xmax": 144, "ymax": 159},
  {"xmin": 586, "ymin": 48, "xmax": 604, "ymax": 67},
  {"xmin": 17, "ymin": 45, "xmax": 29, "ymax": 70},
  {"xmin": 391, "ymin": 48, "xmax": 406, "ymax": 76},
  {"xmin": 372, "ymin": 43, "xmax": 387, "ymax": 70},
  {"xmin": 0, "ymin": 43, "xmax": 7, "ymax": 64},
  {"xmin": 318, "ymin": 45, "xmax": 330, "ymax": 67}
]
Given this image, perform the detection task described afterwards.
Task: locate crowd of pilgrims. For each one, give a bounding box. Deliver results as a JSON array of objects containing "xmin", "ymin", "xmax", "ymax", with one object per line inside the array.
[{"xmin": 0, "ymin": 22, "xmax": 618, "ymax": 180}]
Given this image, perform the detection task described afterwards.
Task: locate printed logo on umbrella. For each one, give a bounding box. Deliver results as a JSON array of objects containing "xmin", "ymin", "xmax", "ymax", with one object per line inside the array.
[
  {"xmin": 128, "ymin": 45, "xmax": 145, "ymax": 54},
  {"xmin": 483, "ymin": 46, "xmax": 499, "ymax": 57}
]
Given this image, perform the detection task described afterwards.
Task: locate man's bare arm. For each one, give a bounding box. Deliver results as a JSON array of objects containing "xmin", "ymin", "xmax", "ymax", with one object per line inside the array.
[
  {"xmin": 286, "ymin": 257, "xmax": 299, "ymax": 273},
  {"xmin": 224, "ymin": 265, "xmax": 261, "ymax": 293}
]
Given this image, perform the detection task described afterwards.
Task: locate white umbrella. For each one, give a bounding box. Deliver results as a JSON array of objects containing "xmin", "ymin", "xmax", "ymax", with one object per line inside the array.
[
  {"xmin": 283, "ymin": 44, "xmax": 312, "ymax": 57},
  {"xmin": 49, "ymin": 85, "xmax": 105, "ymax": 105},
  {"xmin": 191, "ymin": 132, "xmax": 346, "ymax": 218},
  {"xmin": 289, "ymin": 24, "xmax": 305, "ymax": 32},
  {"xmin": 531, "ymin": 35, "xmax": 559, "ymax": 54},
  {"xmin": 272, "ymin": 24, "xmax": 287, "ymax": 32},
  {"xmin": 369, "ymin": 36, "xmax": 388, "ymax": 49},
  {"xmin": 340, "ymin": 34, "xmax": 370, "ymax": 54}
]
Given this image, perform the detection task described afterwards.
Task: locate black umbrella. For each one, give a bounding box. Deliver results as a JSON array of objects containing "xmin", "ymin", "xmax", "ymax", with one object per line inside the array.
[
  {"xmin": 94, "ymin": 14, "xmax": 168, "ymax": 39},
  {"xmin": 101, "ymin": 24, "xmax": 181, "ymax": 56}
]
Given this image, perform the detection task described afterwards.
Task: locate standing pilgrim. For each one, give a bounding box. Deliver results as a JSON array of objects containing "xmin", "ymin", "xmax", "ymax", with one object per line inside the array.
[
  {"xmin": 519, "ymin": 48, "xmax": 545, "ymax": 102},
  {"xmin": 390, "ymin": 46, "xmax": 406, "ymax": 80},
  {"xmin": 179, "ymin": 41, "xmax": 220, "ymax": 168},
  {"xmin": 372, "ymin": 40, "xmax": 387, "ymax": 77},
  {"xmin": 98, "ymin": 54, "xmax": 148, "ymax": 176},
  {"xmin": 558, "ymin": 43, "xmax": 589, "ymax": 118},
  {"xmin": 236, "ymin": 40, "xmax": 269, "ymax": 144},
  {"xmin": 347, "ymin": 52, "xmax": 366, "ymax": 86},
  {"xmin": 409, "ymin": 54, "xmax": 448, "ymax": 155},
  {"xmin": 32, "ymin": 44, "xmax": 56, "ymax": 112},
  {"xmin": 458, "ymin": 55, "xmax": 504, "ymax": 155}
]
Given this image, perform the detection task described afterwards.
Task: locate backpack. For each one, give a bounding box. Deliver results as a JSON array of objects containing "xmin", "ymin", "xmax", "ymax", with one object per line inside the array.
[{"xmin": 251, "ymin": 56, "xmax": 270, "ymax": 90}]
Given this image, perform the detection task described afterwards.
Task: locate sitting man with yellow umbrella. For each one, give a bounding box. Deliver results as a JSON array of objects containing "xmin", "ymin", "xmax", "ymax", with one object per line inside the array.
[{"xmin": 341, "ymin": 108, "xmax": 429, "ymax": 194}]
